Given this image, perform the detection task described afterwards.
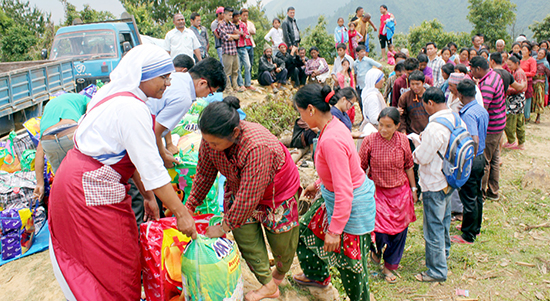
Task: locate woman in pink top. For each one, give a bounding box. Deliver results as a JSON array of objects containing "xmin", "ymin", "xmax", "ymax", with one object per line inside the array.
[
  {"xmin": 520, "ymin": 44, "xmax": 537, "ymax": 121},
  {"xmin": 291, "ymin": 84, "xmax": 375, "ymax": 301}
]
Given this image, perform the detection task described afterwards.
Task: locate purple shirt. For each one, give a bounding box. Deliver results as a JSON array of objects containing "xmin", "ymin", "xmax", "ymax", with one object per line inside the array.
[
  {"xmin": 478, "ymin": 69, "xmax": 505, "ymax": 134},
  {"xmin": 423, "ymin": 66, "xmax": 433, "ymax": 80}
]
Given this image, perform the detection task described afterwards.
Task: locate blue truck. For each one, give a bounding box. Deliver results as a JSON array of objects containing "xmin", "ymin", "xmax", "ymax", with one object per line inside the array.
[{"xmin": 0, "ymin": 14, "xmax": 142, "ymax": 136}]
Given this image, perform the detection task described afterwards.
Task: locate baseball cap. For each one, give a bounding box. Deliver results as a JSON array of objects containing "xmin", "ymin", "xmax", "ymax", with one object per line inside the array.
[{"xmin": 216, "ymin": 7, "xmax": 224, "ymax": 14}]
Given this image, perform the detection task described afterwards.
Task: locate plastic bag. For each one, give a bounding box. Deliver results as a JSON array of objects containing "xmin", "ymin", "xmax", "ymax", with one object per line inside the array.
[
  {"xmin": 20, "ymin": 150, "xmax": 36, "ymax": 172},
  {"xmin": 0, "ymin": 133, "xmax": 21, "ymax": 173},
  {"xmin": 0, "ymin": 200, "xmax": 37, "ymax": 260},
  {"xmin": 181, "ymin": 235, "xmax": 243, "ymax": 301},
  {"xmin": 140, "ymin": 214, "xmax": 214, "ymax": 301},
  {"xmin": 188, "ymin": 98, "xmax": 209, "ymax": 115},
  {"xmin": 23, "ymin": 117, "xmax": 41, "ymax": 148},
  {"xmin": 172, "ymin": 114, "xmax": 199, "ymax": 137}
]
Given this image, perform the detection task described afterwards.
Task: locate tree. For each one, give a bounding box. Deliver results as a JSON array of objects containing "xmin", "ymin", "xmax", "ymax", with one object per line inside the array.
[
  {"xmin": 301, "ymin": 15, "xmax": 335, "ymax": 64},
  {"xmin": 1, "ymin": 26, "xmax": 39, "ymax": 61},
  {"xmin": 407, "ymin": 19, "xmax": 471, "ymax": 55},
  {"xmin": 61, "ymin": 1, "xmax": 116, "ymax": 26},
  {"xmin": 246, "ymin": 3, "xmax": 272, "ymax": 79},
  {"xmin": 467, "ymin": 0, "xmax": 516, "ymax": 45},
  {"xmin": 1, "ymin": 0, "xmax": 50, "ymax": 35},
  {"xmin": 530, "ymin": 14, "xmax": 550, "ymax": 42}
]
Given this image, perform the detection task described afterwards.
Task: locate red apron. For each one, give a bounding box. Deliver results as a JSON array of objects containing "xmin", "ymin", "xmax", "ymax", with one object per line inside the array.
[{"xmin": 49, "ymin": 92, "xmax": 149, "ymax": 301}]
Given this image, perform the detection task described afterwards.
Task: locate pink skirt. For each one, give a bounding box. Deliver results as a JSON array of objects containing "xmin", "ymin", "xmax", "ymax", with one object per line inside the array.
[{"xmin": 374, "ymin": 184, "xmax": 416, "ymax": 235}]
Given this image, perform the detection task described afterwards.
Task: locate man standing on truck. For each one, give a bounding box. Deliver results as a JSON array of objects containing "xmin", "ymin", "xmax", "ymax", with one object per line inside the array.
[{"xmin": 164, "ymin": 13, "xmax": 202, "ymax": 62}]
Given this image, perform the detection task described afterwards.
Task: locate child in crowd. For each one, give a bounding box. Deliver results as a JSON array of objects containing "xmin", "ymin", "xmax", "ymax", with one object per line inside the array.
[
  {"xmin": 387, "ymin": 43, "xmax": 396, "ymax": 65},
  {"xmin": 383, "ymin": 61, "xmax": 404, "ymax": 104},
  {"xmin": 264, "ymin": 18, "xmax": 284, "ymax": 56},
  {"xmin": 334, "ymin": 17, "xmax": 348, "ymax": 48},
  {"xmin": 348, "ymin": 22, "xmax": 363, "ymax": 59},
  {"xmin": 354, "ymin": 45, "xmax": 382, "ymax": 106}
]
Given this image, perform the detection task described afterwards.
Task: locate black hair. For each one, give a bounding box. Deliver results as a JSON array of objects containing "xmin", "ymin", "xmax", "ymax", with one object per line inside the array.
[
  {"xmin": 455, "ymin": 63, "xmax": 469, "ymax": 74},
  {"xmin": 356, "ymin": 6, "xmax": 363, "ymax": 13},
  {"xmin": 471, "ymin": 34, "xmax": 482, "ymax": 42},
  {"xmin": 378, "ymin": 107, "xmax": 400, "ymax": 125},
  {"xmin": 355, "ymin": 45, "xmax": 367, "ymax": 53},
  {"xmin": 470, "ymin": 56, "xmax": 489, "ymax": 70},
  {"xmin": 441, "ymin": 47, "xmax": 451, "ymax": 56},
  {"xmin": 522, "ymin": 43, "xmax": 532, "ymax": 52},
  {"xmin": 441, "ymin": 63, "xmax": 454, "ymax": 76},
  {"xmin": 199, "ymin": 96, "xmax": 240, "ymax": 138},
  {"xmin": 233, "ymin": 10, "xmax": 240, "ymax": 16},
  {"xmin": 380, "ymin": 4, "xmax": 388, "ymax": 9},
  {"xmin": 479, "ymin": 48, "xmax": 489, "ymax": 57},
  {"xmin": 294, "ymin": 84, "xmax": 332, "ymax": 112},
  {"xmin": 511, "ymin": 42, "xmax": 521, "ymax": 51},
  {"xmin": 422, "ymin": 87, "xmax": 445, "ymax": 104},
  {"xmin": 287, "ymin": 6, "xmax": 295, "ymax": 12},
  {"xmin": 224, "ymin": 7, "xmax": 234, "ymax": 13},
  {"xmin": 173, "ymin": 54, "xmax": 195, "ymax": 69},
  {"xmin": 190, "ymin": 12, "xmax": 200, "ymax": 20},
  {"xmin": 336, "ymin": 43, "xmax": 347, "ymax": 50},
  {"xmin": 426, "ymin": 42, "xmax": 437, "ymax": 49},
  {"xmin": 419, "ymin": 47, "xmax": 427, "ymax": 55},
  {"xmin": 394, "ymin": 61, "xmax": 405, "ymax": 72},
  {"xmin": 273, "ymin": 18, "xmax": 280, "ymax": 24},
  {"xmin": 328, "ymin": 86, "xmax": 357, "ymax": 106},
  {"xmin": 404, "ymin": 57, "xmax": 419, "ymax": 71},
  {"xmin": 309, "ymin": 46, "xmax": 320, "ymax": 56},
  {"xmin": 337, "ymin": 17, "xmax": 344, "ymax": 22},
  {"xmin": 340, "ymin": 58, "xmax": 352, "ymax": 76},
  {"xmin": 447, "ymin": 42, "xmax": 458, "ymax": 49},
  {"xmin": 469, "ymin": 47, "xmax": 478, "ymax": 55},
  {"xmin": 395, "ymin": 52, "xmax": 407, "ymax": 60},
  {"xmin": 188, "ymin": 57, "xmax": 227, "ymax": 91},
  {"xmin": 456, "ymin": 79, "xmax": 477, "ymax": 98},
  {"xmin": 298, "ymin": 47, "xmax": 306, "ymax": 52},
  {"xmin": 417, "ymin": 53, "xmax": 428, "ymax": 63},
  {"xmin": 489, "ymin": 52, "xmax": 502, "ymax": 65},
  {"xmin": 459, "ymin": 47, "xmax": 470, "ymax": 56},
  {"xmin": 409, "ymin": 70, "xmax": 425, "ymax": 82},
  {"xmin": 508, "ymin": 52, "xmax": 521, "ymax": 64}
]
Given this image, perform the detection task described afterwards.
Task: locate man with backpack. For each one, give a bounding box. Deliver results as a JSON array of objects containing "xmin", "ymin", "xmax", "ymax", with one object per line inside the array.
[
  {"xmin": 452, "ymin": 79, "xmax": 489, "ymax": 244},
  {"xmin": 412, "ymin": 87, "xmax": 468, "ymax": 282}
]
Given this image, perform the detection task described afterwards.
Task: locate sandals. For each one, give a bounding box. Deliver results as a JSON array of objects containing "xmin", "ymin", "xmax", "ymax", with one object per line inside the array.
[
  {"xmin": 381, "ymin": 271, "xmax": 398, "ymax": 284},
  {"xmin": 245, "ymin": 287, "xmax": 280, "ymax": 301},
  {"xmin": 292, "ymin": 274, "xmax": 329, "ymax": 288},
  {"xmin": 415, "ymin": 271, "xmax": 445, "ymax": 282},
  {"xmin": 451, "ymin": 234, "xmax": 473, "ymax": 244},
  {"xmin": 370, "ymin": 251, "xmax": 381, "ymax": 265}
]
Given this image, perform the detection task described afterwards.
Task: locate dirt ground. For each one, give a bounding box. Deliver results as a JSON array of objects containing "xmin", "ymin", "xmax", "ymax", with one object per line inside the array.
[{"xmin": 2, "ymin": 95, "xmax": 550, "ymax": 300}]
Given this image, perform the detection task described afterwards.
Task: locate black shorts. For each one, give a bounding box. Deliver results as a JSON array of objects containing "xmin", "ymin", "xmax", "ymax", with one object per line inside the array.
[{"xmin": 379, "ymin": 34, "xmax": 392, "ymax": 49}]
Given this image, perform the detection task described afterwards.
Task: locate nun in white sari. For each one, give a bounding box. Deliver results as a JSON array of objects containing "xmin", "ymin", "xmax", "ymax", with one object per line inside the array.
[
  {"xmin": 360, "ymin": 68, "xmax": 387, "ymax": 127},
  {"xmin": 48, "ymin": 44, "xmax": 197, "ymax": 301}
]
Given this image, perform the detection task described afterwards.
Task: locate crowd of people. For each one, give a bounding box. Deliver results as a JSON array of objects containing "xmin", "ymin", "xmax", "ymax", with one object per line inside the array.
[{"xmin": 34, "ymin": 3, "xmax": 550, "ymax": 301}]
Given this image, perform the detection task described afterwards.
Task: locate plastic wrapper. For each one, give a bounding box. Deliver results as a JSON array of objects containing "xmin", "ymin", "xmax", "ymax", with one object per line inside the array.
[{"xmin": 171, "ymin": 114, "xmax": 199, "ymax": 137}]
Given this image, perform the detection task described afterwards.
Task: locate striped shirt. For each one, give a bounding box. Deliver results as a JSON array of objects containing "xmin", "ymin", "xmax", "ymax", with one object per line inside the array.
[{"xmin": 478, "ymin": 69, "xmax": 506, "ymax": 134}]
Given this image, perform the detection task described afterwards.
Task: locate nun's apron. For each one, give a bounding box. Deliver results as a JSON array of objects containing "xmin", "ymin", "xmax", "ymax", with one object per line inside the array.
[{"xmin": 49, "ymin": 92, "xmax": 151, "ymax": 301}]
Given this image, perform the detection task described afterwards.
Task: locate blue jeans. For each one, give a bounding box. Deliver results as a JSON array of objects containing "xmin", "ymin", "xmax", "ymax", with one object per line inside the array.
[
  {"xmin": 524, "ymin": 97, "xmax": 532, "ymax": 120},
  {"xmin": 216, "ymin": 47, "xmax": 224, "ymax": 67},
  {"xmin": 422, "ymin": 188, "xmax": 455, "ymax": 280},
  {"xmin": 237, "ymin": 47, "xmax": 252, "ymax": 87},
  {"xmin": 246, "ymin": 46, "xmax": 254, "ymax": 70}
]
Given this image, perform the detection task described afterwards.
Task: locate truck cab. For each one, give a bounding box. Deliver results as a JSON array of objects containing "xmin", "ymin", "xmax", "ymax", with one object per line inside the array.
[{"xmin": 49, "ymin": 16, "xmax": 142, "ymax": 91}]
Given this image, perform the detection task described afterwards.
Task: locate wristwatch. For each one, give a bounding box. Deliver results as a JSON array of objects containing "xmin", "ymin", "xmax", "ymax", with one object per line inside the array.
[{"xmin": 411, "ymin": 187, "xmax": 418, "ymax": 192}]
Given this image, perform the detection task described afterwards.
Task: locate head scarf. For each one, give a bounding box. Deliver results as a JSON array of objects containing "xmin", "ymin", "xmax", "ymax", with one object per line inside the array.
[
  {"xmin": 448, "ymin": 72, "xmax": 465, "ymax": 85},
  {"xmin": 88, "ymin": 44, "xmax": 174, "ymax": 108},
  {"xmin": 361, "ymin": 68, "xmax": 386, "ymax": 120}
]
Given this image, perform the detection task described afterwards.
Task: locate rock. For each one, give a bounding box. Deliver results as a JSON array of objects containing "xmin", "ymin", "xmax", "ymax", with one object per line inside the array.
[{"xmin": 522, "ymin": 167, "xmax": 550, "ymax": 191}]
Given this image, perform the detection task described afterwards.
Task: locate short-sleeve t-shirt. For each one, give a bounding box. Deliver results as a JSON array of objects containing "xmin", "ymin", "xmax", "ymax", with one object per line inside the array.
[
  {"xmin": 40, "ymin": 93, "xmax": 90, "ymax": 134},
  {"xmin": 146, "ymin": 72, "xmax": 195, "ymax": 136},
  {"xmin": 493, "ymin": 68, "xmax": 515, "ymax": 92}
]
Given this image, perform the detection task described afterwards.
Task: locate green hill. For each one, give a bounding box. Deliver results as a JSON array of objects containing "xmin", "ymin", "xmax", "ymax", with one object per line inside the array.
[{"xmin": 264, "ymin": 0, "xmax": 550, "ymax": 39}]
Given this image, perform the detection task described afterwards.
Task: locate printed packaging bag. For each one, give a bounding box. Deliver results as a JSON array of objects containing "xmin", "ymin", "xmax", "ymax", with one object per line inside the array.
[
  {"xmin": 140, "ymin": 214, "xmax": 215, "ymax": 301},
  {"xmin": 181, "ymin": 235, "xmax": 243, "ymax": 301},
  {"xmin": 171, "ymin": 114, "xmax": 199, "ymax": 137},
  {"xmin": 0, "ymin": 206, "xmax": 36, "ymax": 260}
]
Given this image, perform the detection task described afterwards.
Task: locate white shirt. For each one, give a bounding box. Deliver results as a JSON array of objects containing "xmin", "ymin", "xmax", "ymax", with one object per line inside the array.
[
  {"xmin": 164, "ymin": 28, "xmax": 201, "ymax": 61},
  {"xmin": 413, "ymin": 109, "xmax": 466, "ymax": 192},
  {"xmin": 76, "ymin": 90, "xmax": 171, "ymax": 191},
  {"xmin": 331, "ymin": 54, "xmax": 355, "ymax": 75},
  {"xmin": 147, "ymin": 72, "xmax": 195, "ymax": 137},
  {"xmin": 264, "ymin": 28, "xmax": 284, "ymax": 47},
  {"xmin": 247, "ymin": 20, "xmax": 256, "ymax": 47},
  {"xmin": 361, "ymin": 90, "xmax": 385, "ymax": 125}
]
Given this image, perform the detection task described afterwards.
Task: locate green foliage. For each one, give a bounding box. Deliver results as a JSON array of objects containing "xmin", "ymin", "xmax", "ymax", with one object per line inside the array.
[
  {"xmin": 244, "ymin": 98, "xmax": 296, "ymax": 136},
  {"xmin": 301, "ymin": 15, "xmax": 336, "ymax": 64},
  {"xmin": 0, "ymin": 8, "xmax": 14, "ymax": 35},
  {"xmin": 407, "ymin": 19, "xmax": 471, "ymax": 55},
  {"xmin": 530, "ymin": 14, "xmax": 550, "ymax": 42},
  {"xmin": 247, "ymin": 3, "xmax": 272, "ymax": 79},
  {"xmin": 61, "ymin": 1, "xmax": 115, "ymax": 26},
  {"xmin": 1, "ymin": 0, "xmax": 50, "ymax": 35},
  {"xmin": 122, "ymin": 1, "xmax": 172, "ymax": 38},
  {"xmin": 467, "ymin": 0, "xmax": 516, "ymax": 45},
  {"xmin": 1, "ymin": 26, "xmax": 39, "ymax": 61}
]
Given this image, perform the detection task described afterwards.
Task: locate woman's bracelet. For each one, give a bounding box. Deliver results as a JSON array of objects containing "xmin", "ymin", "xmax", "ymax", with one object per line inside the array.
[{"xmin": 411, "ymin": 187, "xmax": 418, "ymax": 192}]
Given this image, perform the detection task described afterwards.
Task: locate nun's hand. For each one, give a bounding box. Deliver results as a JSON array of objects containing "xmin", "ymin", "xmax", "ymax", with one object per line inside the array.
[{"xmin": 144, "ymin": 197, "xmax": 160, "ymax": 222}]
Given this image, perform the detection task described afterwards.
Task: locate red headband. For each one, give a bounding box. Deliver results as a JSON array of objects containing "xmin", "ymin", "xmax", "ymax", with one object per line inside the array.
[{"xmin": 325, "ymin": 91, "xmax": 335, "ymax": 103}]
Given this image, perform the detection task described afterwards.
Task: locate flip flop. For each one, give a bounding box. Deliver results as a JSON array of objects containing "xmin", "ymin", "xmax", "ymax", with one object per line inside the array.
[
  {"xmin": 381, "ymin": 271, "xmax": 398, "ymax": 284},
  {"xmin": 245, "ymin": 287, "xmax": 280, "ymax": 301},
  {"xmin": 415, "ymin": 271, "xmax": 445, "ymax": 282},
  {"xmin": 370, "ymin": 251, "xmax": 381, "ymax": 265},
  {"xmin": 292, "ymin": 274, "xmax": 329, "ymax": 288}
]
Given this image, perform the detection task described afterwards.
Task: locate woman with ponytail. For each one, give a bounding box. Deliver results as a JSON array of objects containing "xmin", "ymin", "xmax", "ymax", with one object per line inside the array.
[
  {"xmin": 327, "ymin": 86, "xmax": 358, "ymax": 131},
  {"xmin": 292, "ymin": 84, "xmax": 375, "ymax": 300},
  {"xmin": 186, "ymin": 96, "xmax": 301, "ymax": 301}
]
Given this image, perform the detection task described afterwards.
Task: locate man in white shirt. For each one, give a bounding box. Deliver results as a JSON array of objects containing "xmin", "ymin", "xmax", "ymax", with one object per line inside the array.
[
  {"xmin": 412, "ymin": 87, "xmax": 464, "ymax": 283},
  {"xmin": 147, "ymin": 57, "xmax": 226, "ymax": 168},
  {"xmin": 426, "ymin": 42, "xmax": 445, "ymax": 88},
  {"xmin": 164, "ymin": 13, "xmax": 202, "ymax": 62},
  {"xmin": 331, "ymin": 43, "xmax": 355, "ymax": 83}
]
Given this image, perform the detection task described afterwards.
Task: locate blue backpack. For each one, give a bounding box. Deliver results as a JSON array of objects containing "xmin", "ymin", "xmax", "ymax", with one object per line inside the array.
[{"xmin": 434, "ymin": 112, "xmax": 475, "ymax": 188}]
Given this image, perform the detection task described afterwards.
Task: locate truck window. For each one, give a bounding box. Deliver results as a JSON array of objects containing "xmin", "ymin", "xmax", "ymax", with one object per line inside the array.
[
  {"xmin": 51, "ymin": 30, "xmax": 117, "ymax": 60},
  {"xmin": 119, "ymin": 32, "xmax": 134, "ymax": 53}
]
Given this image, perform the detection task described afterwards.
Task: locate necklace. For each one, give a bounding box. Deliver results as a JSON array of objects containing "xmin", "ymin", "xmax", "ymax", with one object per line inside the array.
[{"xmin": 318, "ymin": 118, "xmax": 333, "ymax": 141}]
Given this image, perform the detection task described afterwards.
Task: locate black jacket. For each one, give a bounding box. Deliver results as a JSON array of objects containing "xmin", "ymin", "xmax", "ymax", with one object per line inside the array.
[
  {"xmin": 282, "ymin": 16, "xmax": 300, "ymax": 47},
  {"xmin": 275, "ymin": 51, "xmax": 296, "ymax": 70},
  {"xmin": 259, "ymin": 55, "xmax": 285, "ymax": 74}
]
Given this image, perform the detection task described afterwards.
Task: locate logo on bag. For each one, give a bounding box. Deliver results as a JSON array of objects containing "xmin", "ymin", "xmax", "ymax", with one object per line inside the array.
[{"xmin": 212, "ymin": 238, "xmax": 234, "ymax": 260}]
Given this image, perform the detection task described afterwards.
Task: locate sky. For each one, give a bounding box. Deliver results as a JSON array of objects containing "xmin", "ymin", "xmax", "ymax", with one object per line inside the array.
[{"xmin": 28, "ymin": 0, "xmax": 126, "ymax": 24}]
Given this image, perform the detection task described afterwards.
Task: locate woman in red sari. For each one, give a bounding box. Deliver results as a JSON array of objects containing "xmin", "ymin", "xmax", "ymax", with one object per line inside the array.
[
  {"xmin": 48, "ymin": 45, "xmax": 202, "ymax": 301},
  {"xmin": 359, "ymin": 107, "xmax": 417, "ymax": 283}
]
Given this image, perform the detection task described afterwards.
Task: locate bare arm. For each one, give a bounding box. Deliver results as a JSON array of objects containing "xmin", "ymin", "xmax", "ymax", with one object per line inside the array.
[
  {"xmin": 154, "ymin": 183, "xmax": 197, "ymax": 239},
  {"xmin": 33, "ymin": 142, "xmax": 45, "ymax": 200},
  {"xmin": 154, "ymin": 121, "xmax": 179, "ymax": 168},
  {"xmin": 194, "ymin": 49, "xmax": 202, "ymax": 61},
  {"xmin": 405, "ymin": 167, "xmax": 417, "ymax": 202}
]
